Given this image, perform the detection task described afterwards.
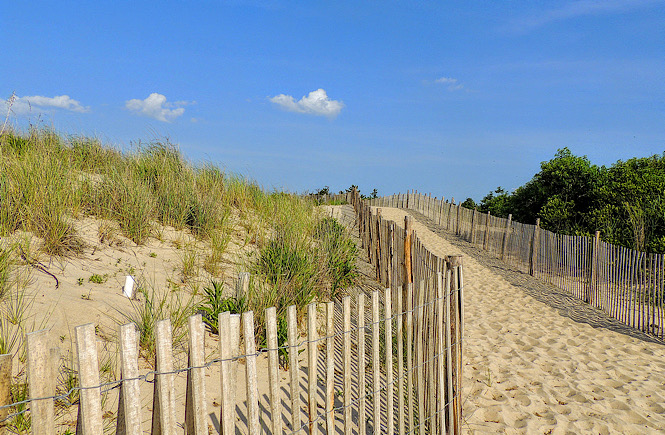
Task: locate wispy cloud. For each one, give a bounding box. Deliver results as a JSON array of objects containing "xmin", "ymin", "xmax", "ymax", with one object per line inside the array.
[
  {"xmin": 508, "ymin": 0, "xmax": 664, "ymax": 32},
  {"xmin": 4, "ymin": 94, "xmax": 90, "ymax": 115},
  {"xmin": 269, "ymin": 89, "xmax": 344, "ymax": 118},
  {"xmin": 125, "ymin": 93, "xmax": 191, "ymax": 122},
  {"xmin": 434, "ymin": 77, "xmax": 464, "ymax": 91}
]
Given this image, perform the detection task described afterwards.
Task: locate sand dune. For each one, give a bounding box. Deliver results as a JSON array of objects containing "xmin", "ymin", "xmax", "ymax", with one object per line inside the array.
[{"xmin": 376, "ymin": 207, "xmax": 665, "ymax": 434}]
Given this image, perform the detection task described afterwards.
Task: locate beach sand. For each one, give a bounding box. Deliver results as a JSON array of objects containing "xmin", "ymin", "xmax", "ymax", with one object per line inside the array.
[{"xmin": 375, "ymin": 206, "xmax": 665, "ymax": 434}]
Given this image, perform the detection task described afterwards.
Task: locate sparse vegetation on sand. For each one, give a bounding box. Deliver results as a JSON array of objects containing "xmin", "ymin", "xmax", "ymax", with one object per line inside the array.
[{"xmin": 0, "ymin": 127, "xmax": 359, "ymax": 418}]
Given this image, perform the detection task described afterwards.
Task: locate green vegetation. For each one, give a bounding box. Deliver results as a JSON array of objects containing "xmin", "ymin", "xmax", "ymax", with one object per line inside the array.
[
  {"xmin": 116, "ymin": 286, "xmax": 195, "ymax": 364},
  {"xmin": 88, "ymin": 273, "xmax": 108, "ymax": 284},
  {"xmin": 477, "ymin": 148, "xmax": 665, "ymax": 253},
  {"xmin": 0, "ymin": 127, "xmax": 360, "ymax": 372}
]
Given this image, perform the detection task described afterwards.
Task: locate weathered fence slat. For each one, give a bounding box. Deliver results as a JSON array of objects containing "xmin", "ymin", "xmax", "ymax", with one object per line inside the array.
[
  {"xmin": 307, "ymin": 303, "xmax": 318, "ymax": 433},
  {"xmin": 117, "ymin": 323, "xmax": 142, "ymax": 435},
  {"xmin": 75, "ymin": 323, "xmax": 103, "ymax": 434},
  {"xmin": 27, "ymin": 329, "xmax": 55, "ymax": 435},
  {"xmin": 357, "ymin": 292, "xmax": 367, "ymax": 435},
  {"xmin": 266, "ymin": 307, "xmax": 281, "ymax": 435},
  {"xmin": 185, "ymin": 314, "xmax": 207, "ymax": 435}
]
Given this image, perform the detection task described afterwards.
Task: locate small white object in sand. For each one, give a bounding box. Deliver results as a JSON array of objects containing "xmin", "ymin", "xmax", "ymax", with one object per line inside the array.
[{"xmin": 123, "ymin": 275, "xmax": 135, "ymax": 298}]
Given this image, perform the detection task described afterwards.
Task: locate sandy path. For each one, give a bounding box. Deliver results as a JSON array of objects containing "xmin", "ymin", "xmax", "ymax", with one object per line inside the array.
[{"xmin": 374, "ymin": 207, "xmax": 665, "ymax": 434}]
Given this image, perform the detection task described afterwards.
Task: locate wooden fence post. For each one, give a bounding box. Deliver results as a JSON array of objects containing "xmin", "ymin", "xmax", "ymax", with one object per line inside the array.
[
  {"xmin": 325, "ymin": 302, "xmax": 335, "ymax": 434},
  {"xmin": 470, "ymin": 209, "xmax": 477, "ymax": 244},
  {"xmin": 152, "ymin": 319, "xmax": 177, "ymax": 435},
  {"xmin": 218, "ymin": 312, "xmax": 235, "ymax": 435},
  {"xmin": 266, "ymin": 307, "xmax": 281, "ymax": 435},
  {"xmin": 404, "ymin": 215, "xmax": 413, "ymax": 285},
  {"xmin": 0, "ymin": 354, "xmax": 11, "ymax": 426},
  {"xmin": 438, "ymin": 198, "xmax": 444, "ymax": 226},
  {"xmin": 589, "ymin": 230, "xmax": 601, "ymax": 305},
  {"xmin": 342, "ymin": 296, "xmax": 353, "ymax": 435},
  {"xmin": 27, "ymin": 329, "xmax": 54, "ymax": 435},
  {"xmin": 456, "ymin": 204, "xmax": 461, "ymax": 236},
  {"xmin": 387, "ymin": 223, "xmax": 394, "ymax": 290},
  {"xmin": 376, "ymin": 209, "xmax": 382, "ymax": 283},
  {"xmin": 117, "ymin": 323, "xmax": 142, "ymax": 435},
  {"xmin": 287, "ymin": 305, "xmax": 301, "ymax": 432},
  {"xmin": 529, "ymin": 218, "xmax": 541, "ymax": 277},
  {"xmin": 243, "ymin": 311, "xmax": 260, "ymax": 434},
  {"xmin": 501, "ymin": 214, "xmax": 512, "ymax": 261},
  {"xmin": 357, "ymin": 293, "xmax": 366, "ymax": 435},
  {"xmin": 446, "ymin": 255, "xmax": 463, "ymax": 435},
  {"xmin": 385, "ymin": 287, "xmax": 394, "ymax": 435},
  {"xmin": 75, "ymin": 323, "xmax": 103, "ymax": 434},
  {"xmin": 307, "ymin": 303, "xmax": 318, "ymax": 434},
  {"xmin": 483, "ymin": 211, "xmax": 491, "ymax": 250},
  {"xmin": 372, "ymin": 291, "xmax": 381, "ymax": 433},
  {"xmin": 185, "ymin": 315, "xmax": 207, "ymax": 435}
]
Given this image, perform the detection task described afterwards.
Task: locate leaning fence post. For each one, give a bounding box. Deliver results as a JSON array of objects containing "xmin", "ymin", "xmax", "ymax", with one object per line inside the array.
[
  {"xmin": 501, "ymin": 214, "xmax": 512, "ymax": 261},
  {"xmin": 0, "ymin": 353, "xmax": 11, "ymax": 425},
  {"xmin": 185, "ymin": 314, "xmax": 207, "ymax": 435},
  {"xmin": 529, "ymin": 218, "xmax": 541, "ymax": 277},
  {"xmin": 152, "ymin": 319, "xmax": 177, "ymax": 435},
  {"xmin": 117, "ymin": 323, "xmax": 142, "ymax": 435},
  {"xmin": 75, "ymin": 323, "xmax": 103, "ymax": 434},
  {"xmin": 27, "ymin": 329, "xmax": 54, "ymax": 435}
]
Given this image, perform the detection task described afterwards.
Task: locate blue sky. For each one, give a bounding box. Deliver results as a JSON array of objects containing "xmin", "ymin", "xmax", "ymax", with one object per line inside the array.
[{"xmin": 2, "ymin": 1, "xmax": 664, "ymax": 201}]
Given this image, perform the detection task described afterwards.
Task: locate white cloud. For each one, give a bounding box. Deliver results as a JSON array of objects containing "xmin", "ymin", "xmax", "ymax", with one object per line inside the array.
[
  {"xmin": 435, "ymin": 77, "xmax": 464, "ymax": 91},
  {"xmin": 269, "ymin": 89, "xmax": 344, "ymax": 118},
  {"xmin": 125, "ymin": 93, "xmax": 188, "ymax": 122},
  {"xmin": 4, "ymin": 94, "xmax": 90, "ymax": 115}
]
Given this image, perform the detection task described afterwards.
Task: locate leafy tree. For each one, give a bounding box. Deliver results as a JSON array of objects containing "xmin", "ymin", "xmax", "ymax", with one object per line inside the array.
[
  {"xmin": 315, "ymin": 186, "xmax": 330, "ymax": 196},
  {"xmin": 510, "ymin": 148, "xmax": 602, "ymax": 234},
  {"xmin": 478, "ymin": 187, "xmax": 511, "ymax": 217},
  {"xmin": 594, "ymin": 153, "xmax": 665, "ymax": 252},
  {"xmin": 461, "ymin": 197, "xmax": 476, "ymax": 209}
]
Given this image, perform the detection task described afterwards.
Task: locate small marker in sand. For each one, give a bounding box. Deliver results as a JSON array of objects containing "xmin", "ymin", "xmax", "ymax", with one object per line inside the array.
[{"xmin": 123, "ymin": 275, "xmax": 135, "ymax": 298}]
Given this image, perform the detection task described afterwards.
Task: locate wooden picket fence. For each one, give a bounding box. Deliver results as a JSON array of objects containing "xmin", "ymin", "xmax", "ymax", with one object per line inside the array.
[
  {"xmin": 369, "ymin": 190, "xmax": 665, "ymax": 340},
  {"xmin": 0, "ymin": 191, "xmax": 464, "ymax": 434}
]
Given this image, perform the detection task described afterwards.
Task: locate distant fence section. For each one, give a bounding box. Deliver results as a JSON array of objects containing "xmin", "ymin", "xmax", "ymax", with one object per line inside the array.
[
  {"xmin": 0, "ymin": 190, "xmax": 464, "ymax": 434},
  {"xmin": 368, "ymin": 191, "xmax": 665, "ymax": 341}
]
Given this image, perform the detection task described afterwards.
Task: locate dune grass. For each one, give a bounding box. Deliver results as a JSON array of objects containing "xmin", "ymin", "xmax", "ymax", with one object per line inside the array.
[{"xmin": 0, "ymin": 127, "xmax": 359, "ymax": 371}]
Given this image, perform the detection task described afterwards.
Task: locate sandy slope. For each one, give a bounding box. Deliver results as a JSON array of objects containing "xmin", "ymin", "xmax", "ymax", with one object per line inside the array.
[{"xmin": 376, "ymin": 206, "xmax": 665, "ymax": 435}]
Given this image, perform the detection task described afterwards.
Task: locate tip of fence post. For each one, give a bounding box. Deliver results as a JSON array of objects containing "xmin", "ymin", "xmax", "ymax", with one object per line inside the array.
[{"xmin": 446, "ymin": 255, "xmax": 463, "ymax": 268}]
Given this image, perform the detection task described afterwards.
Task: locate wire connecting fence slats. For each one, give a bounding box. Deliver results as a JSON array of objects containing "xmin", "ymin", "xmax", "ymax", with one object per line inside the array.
[
  {"xmin": 368, "ymin": 190, "xmax": 665, "ymax": 341},
  {"xmin": 0, "ymin": 189, "xmax": 464, "ymax": 434}
]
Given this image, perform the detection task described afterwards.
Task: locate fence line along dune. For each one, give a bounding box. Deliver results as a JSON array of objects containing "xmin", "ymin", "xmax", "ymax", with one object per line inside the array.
[
  {"xmin": 361, "ymin": 192, "xmax": 665, "ymax": 434},
  {"xmin": 367, "ymin": 191, "xmax": 665, "ymax": 341},
  {"xmin": 0, "ymin": 189, "xmax": 465, "ymax": 434}
]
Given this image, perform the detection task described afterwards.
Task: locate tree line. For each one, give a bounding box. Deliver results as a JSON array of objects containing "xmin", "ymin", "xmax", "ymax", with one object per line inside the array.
[{"xmin": 469, "ymin": 148, "xmax": 665, "ymax": 253}]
